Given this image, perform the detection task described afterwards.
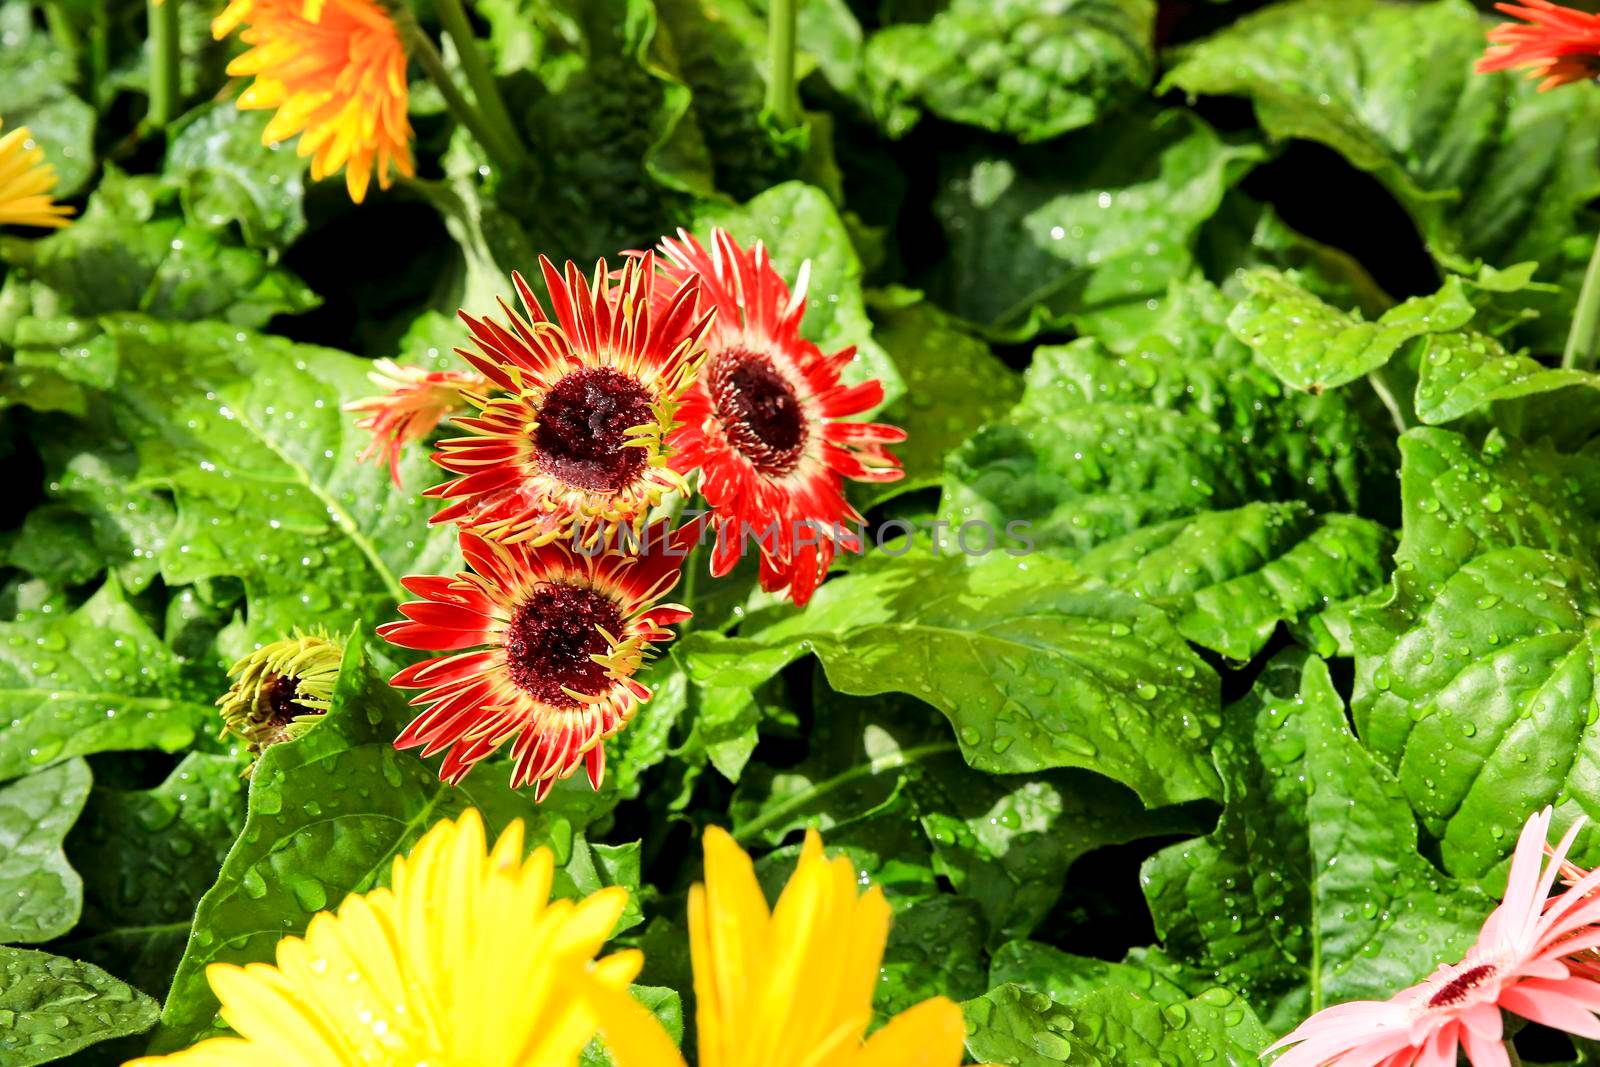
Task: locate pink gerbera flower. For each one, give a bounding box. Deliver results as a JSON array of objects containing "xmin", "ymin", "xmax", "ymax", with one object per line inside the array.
[{"xmin": 1266, "ymin": 807, "xmax": 1600, "ymax": 1066}]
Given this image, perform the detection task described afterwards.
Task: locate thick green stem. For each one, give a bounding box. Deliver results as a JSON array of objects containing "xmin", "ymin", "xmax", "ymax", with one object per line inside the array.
[
  {"xmin": 396, "ymin": 8, "xmax": 524, "ymax": 174},
  {"xmin": 431, "ymin": 0, "xmax": 523, "ymax": 164},
  {"xmin": 764, "ymin": 0, "xmax": 799, "ymax": 128},
  {"xmin": 1564, "ymin": 227, "xmax": 1600, "ymax": 370},
  {"xmin": 147, "ymin": 0, "xmax": 181, "ymax": 128},
  {"xmin": 1504, "ymin": 1040, "xmax": 1522, "ymax": 1067}
]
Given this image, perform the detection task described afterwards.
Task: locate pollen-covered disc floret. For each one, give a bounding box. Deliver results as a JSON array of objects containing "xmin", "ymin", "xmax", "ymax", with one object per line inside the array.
[
  {"xmin": 1267, "ymin": 807, "xmax": 1600, "ymax": 1066},
  {"xmin": 1477, "ymin": 1, "xmax": 1600, "ymax": 90},
  {"xmin": 426, "ymin": 254, "xmax": 711, "ymax": 546},
  {"xmin": 651, "ymin": 229, "xmax": 905, "ymax": 606},
  {"xmin": 0, "ymin": 119, "xmax": 73, "ymax": 229},
  {"xmin": 344, "ymin": 359, "xmax": 489, "ymax": 486},
  {"xmin": 213, "ymin": 0, "xmax": 414, "ymax": 203},
  {"xmin": 125, "ymin": 809, "xmax": 642, "ymax": 1067},
  {"xmin": 216, "ymin": 627, "xmax": 345, "ymax": 760},
  {"xmin": 377, "ymin": 518, "xmax": 701, "ymax": 800}
]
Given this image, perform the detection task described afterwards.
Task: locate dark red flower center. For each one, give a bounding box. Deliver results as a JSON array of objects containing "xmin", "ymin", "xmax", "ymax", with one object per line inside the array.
[
  {"xmin": 503, "ymin": 582, "xmax": 625, "ymax": 708},
  {"xmin": 1425, "ymin": 964, "xmax": 1496, "ymax": 1009},
  {"xmin": 533, "ymin": 368, "xmax": 654, "ymax": 493},
  {"xmin": 710, "ymin": 347, "xmax": 808, "ymax": 477},
  {"xmin": 257, "ymin": 673, "xmax": 321, "ymax": 744},
  {"xmin": 261, "ymin": 673, "xmax": 315, "ymax": 723}
]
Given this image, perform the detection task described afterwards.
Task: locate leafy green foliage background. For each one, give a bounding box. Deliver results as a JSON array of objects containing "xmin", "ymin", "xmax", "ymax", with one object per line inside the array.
[{"xmin": 6, "ymin": 0, "xmax": 1600, "ymax": 1063}]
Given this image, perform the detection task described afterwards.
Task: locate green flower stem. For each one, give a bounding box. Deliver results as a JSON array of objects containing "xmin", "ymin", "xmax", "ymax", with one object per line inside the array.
[
  {"xmin": 44, "ymin": 3, "xmax": 83, "ymax": 71},
  {"xmin": 1563, "ymin": 227, "xmax": 1600, "ymax": 370},
  {"xmin": 1366, "ymin": 362, "xmax": 1412, "ymax": 435},
  {"xmin": 395, "ymin": 7, "xmax": 525, "ymax": 175},
  {"xmin": 431, "ymin": 0, "xmax": 524, "ymax": 168},
  {"xmin": 147, "ymin": 0, "xmax": 181, "ymax": 129},
  {"xmin": 765, "ymin": 0, "xmax": 799, "ymax": 129},
  {"xmin": 1504, "ymin": 1040, "xmax": 1522, "ymax": 1067}
]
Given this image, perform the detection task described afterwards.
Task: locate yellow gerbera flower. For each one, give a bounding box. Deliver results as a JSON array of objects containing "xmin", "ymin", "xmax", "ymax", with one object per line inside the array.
[
  {"xmin": 125, "ymin": 810, "xmax": 641, "ymax": 1066},
  {"xmin": 213, "ymin": 0, "xmax": 414, "ymax": 203},
  {"xmin": 582, "ymin": 827, "xmax": 970, "ymax": 1067},
  {"xmin": 0, "ymin": 120, "xmax": 73, "ymax": 229}
]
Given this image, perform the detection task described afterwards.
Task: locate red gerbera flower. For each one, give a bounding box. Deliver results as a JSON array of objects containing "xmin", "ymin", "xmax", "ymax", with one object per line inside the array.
[
  {"xmin": 1478, "ymin": 1, "xmax": 1600, "ymax": 90},
  {"xmin": 427, "ymin": 254, "xmax": 711, "ymax": 545},
  {"xmin": 649, "ymin": 229, "xmax": 905, "ymax": 606},
  {"xmin": 377, "ymin": 518, "xmax": 700, "ymax": 800},
  {"xmin": 344, "ymin": 360, "xmax": 488, "ymax": 486}
]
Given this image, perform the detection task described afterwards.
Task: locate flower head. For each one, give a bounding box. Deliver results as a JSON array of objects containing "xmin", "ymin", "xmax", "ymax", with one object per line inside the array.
[
  {"xmin": 216, "ymin": 627, "xmax": 345, "ymax": 760},
  {"xmin": 650, "ymin": 229, "xmax": 904, "ymax": 606},
  {"xmin": 1267, "ymin": 807, "xmax": 1600, "ymax": 1066},
  {"xmin": 582, "ymin": 826, "xmax": 968, "ymax": 1067},
  {"xmin": 344, "ymin": 359, "xmax": 489, "ymax": 486},
  {"xmin": 126, "ymin": 809, "xmax": 641, "ymax": 1066},
  {"xmin": 378, "ymin": 518, "xmax": 701, "ymax": 799},
  {"xmin": 213, "ymin": 0, "xmax": 414, "ymax": 203},
  {"xmin": 427, "ymin": 255, "xmax": 711, "ymax": 547},
  {"xmin": 0, "ymin": 120, "xmax": 73, "ymax": 229},
  {"xmin": 1477, "ymin": 1, "xmax": 1600, "ymax": 91}
]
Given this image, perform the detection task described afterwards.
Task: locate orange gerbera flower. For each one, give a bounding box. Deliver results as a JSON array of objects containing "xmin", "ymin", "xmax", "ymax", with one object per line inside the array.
[
  {"xmin": 1478, "ymin": 1, "xmax": 1600, "ymax": 90},
  {"xmin": 345, "ymin": 360, "xmax": 490, "ymax": 486},
  {"xmin": 213, "ymin": 0, "xmax": 414, "ymax": 203}
]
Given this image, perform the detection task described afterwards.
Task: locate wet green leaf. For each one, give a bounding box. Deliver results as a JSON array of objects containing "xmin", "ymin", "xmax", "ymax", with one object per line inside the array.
[
  {"xmin": 0, "ymin": 759, "xmax": 91, "ymax": 943},
  {"xmin": 0, "ymin": 581, "xmax": 215, "ymax": 784},
  {"xmin": 1143, "ymin": 652, "xmax": 1488, "ymax": 1033},
  {"xmin": 0, "ymin": 947, "xmax": 158, "ymax": 1066},
  {"xmin": 862, "ymin": 0, "xmax": 1155, "ymax": 143}
]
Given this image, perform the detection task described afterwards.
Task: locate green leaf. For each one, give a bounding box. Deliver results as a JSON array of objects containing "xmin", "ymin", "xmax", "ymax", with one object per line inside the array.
[
  {"xmin": 92, "ymin": 315, "xmax": 460, "ymax": 640},
  {"xmin": 152, "ymin": 632, "xmax": 611, "ymax": 1051},
  {"xmin": 685, "ymin": 551, "xmax": 1223, "ymax": 807},
  {"xmin": 0, "ymin": 580, "xmax": 215, "ymax": 784},
  {"xmin": 1143, "ymin": 652, "xmax": 1488, "ymax": 1033},
  {"xmin": 165, "ymin": 102, "xmax": 310, "ymax": 251},
  {"xmin": 1162, "ymin": 0, "xmax": 1600, "ymax": 352},
  {"xmin": 9, "ymin": 169, "xmax": 318, "ymax": 328},
  {"xmin": 930, "ymin": 108, "xmax": 1262, "ymax": 341},
  {"xmin": 941, "ymin": 281, "xmax": 1394, "ymax": 659},
  {"xmin": 0, "ymin": 946, "xmax": 159, "ymax": 1066},
  {"xmin": 1415, "ymin": 328, "xmax": 1600, "ymax": 425},
  {"xmin": 1352, "ymin": 428, "xmax": 1600, "ymax": 881},
  {"xmin": 32, "ymin": 426, "xmax": 175, "ymax": 595},
  {"xmin": 62, "ymin": 753, "xmax": 247, "ymax": 999},
  {"xmin": 0, "ymin": 1, "xmax": 96, "ymax": 196},
  {"xmin": 1227, "ymin": 271, "xmax": 1474, "ymax": 393},
  {"xmin": 862, "ymin": 0, "xmax": 1155, "ymax": 142},
  {"xmin": 858, "ymin": 291, "xmax": 1021, "ymax": 508},
  {"xmin": 492, "ymin": 0, "xmax": 709, "ymax": 263},
  {"xmin": 1228, "ymin": 269, "xmax": 1600, "ymax": 428},
  {"xmin": 1197, "ymin": 193, "xmax": 1392, "ymax": 321},
  {"xmin": 1075, "ymin": 504, "xmax": 1393, "ymax": 661},
  {"xmin": 0, "ymin": 759, "xmax": 91, "ymax": 943},
  {"xmin": 654, "ymin": 0, "xmax": 815, "ymax": 201},
  {"xmin": 734, "ymin": 684, "xmax": 1205, "ymax": 943},
  {"xmin": 692, "ymin": 181, "xmax": 902, "ymax": 404},
  {"xmin": 989, "ymin": 941, "xmax": 1196, "ymax": 1007},
  {"xmin": 962, "ymin": 983, "xmax": 1269, "ymax": 1066},
  {"xmin": 878, "ymin": 896, "xmax": 989, "ymax": 1018}
]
